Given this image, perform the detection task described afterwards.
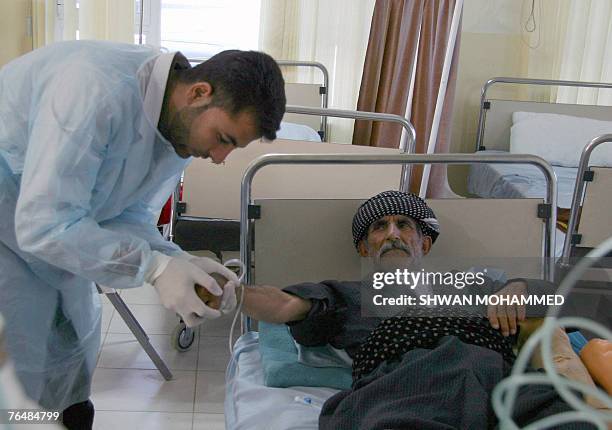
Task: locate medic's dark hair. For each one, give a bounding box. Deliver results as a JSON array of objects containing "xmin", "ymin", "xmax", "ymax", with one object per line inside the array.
[{"xmin": 177, "ymin": 50, "xmax": 286, "ymax": 140}]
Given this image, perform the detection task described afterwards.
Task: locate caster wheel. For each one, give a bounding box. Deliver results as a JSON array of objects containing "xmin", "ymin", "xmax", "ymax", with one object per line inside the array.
[{"xmin": 171, "ymin": 322, "xmax": 195, "ymax": 352}]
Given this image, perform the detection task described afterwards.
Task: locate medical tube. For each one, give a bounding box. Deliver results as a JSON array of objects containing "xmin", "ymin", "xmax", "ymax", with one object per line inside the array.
[
  {"xmin": 224, "ymin": 259, "xmax": 246, "ymax": 354},
  {"xmin": 493, "ymin": 235, "xmax": 612, "ymax": 429}
]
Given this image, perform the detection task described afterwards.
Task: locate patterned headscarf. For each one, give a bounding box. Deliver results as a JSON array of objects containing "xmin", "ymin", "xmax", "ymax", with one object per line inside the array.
[{"xmin": 352, "ymin": 191, "xmax": 440, "ymax": 248}]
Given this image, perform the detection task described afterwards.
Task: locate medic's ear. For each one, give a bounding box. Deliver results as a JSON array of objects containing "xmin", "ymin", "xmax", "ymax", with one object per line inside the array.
[{"xmin": 187, "ymin": 82, "xmax": 213, "ymax": 108}]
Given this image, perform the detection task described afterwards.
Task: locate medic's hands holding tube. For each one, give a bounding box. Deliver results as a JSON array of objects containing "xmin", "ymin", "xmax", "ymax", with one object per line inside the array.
[{"xmin": 145, "ymin": 252, "xmax": 238, "ymax": 327}]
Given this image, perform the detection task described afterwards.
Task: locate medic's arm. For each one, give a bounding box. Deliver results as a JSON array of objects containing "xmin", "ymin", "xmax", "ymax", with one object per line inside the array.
[
  {"xmin": 101, "ymin": 173, "xmax": 185, "ymax": 257},
  {"xmin": 14, "ymin": 67, "xmax": 164, "ymax": 288}
]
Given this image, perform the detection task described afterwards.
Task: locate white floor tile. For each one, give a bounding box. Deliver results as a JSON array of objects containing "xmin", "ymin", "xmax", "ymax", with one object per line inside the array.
[
  {"xmin": 93, "ymin": 411, "xmax": 193, "ymax": 430},
  {"xmin": 197, "ymin": 337, "xmax": 230, "ymax": 372},
  {"xmin": 108, "ymin": 304, "xmax": 179, "ymax": 335},
  {"xmin": 198, "ymin": 313, "xmax": 234, "ymax": 338},
  {"xmin": 119, "ymin": 285, "xmax": 161, "ymax": 305},
  {"xmin": 98, "ymin": 333, "xmax": 199, "ymax": 371},
  {"xmin": 91, "ymin": 368, "xmax": 196, "ymax": 413},
  {"xmin": 101, "ymin": 305, "xmax": 114, "ymax": 334},
  {"xmin": 193, "ymin": 413, "xmax": 226, "ymax": 430},
  {"xmin": 194, "ymin": 371, "xmax": 226, "ymax": 413}
]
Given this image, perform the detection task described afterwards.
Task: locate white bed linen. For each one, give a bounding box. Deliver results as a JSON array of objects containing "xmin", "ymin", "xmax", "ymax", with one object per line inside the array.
[
  {"xmin": 276, "ymin": 122, "xmax": 322, "ymax": 142},
  {"xmin": 467, "ymin": 150, "xmax": 577, "ymax": 208},
  {"xmin": 510, "ymin": 111, "xmax": 612, "ymax": 167},
  {"xmin": 225, "ymin": 332, "xmax": 339, "ymax": 430},
  {"xmin": 467, "ymin": 150, "xmax": 569, "ymax": 258}
]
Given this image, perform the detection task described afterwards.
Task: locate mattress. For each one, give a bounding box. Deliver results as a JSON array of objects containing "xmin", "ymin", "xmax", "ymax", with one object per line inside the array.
[
  {"xmin": 225, "ymin": 332, "xmax": 339, "ymax": 430},
  {"xmin": 467, "ymin": 150, "xmax": 577, "ymax": 209}
]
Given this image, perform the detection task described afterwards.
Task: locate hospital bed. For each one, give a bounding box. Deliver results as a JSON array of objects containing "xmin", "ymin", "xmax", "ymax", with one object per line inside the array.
[
  {"xmin": 467, "ymin": 77, "xmax": 612, "ymax": 256},
  {"xmin": 225, "ymin": 152, "xmax": 557, "ymax": 429},
  {"xmin": 168, "ymin": 108, "xmax": 415, "ymax": 351}
]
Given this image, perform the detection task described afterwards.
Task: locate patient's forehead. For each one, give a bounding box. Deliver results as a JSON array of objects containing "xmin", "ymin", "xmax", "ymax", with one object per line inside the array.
[{"xmin": 367, "ymin": 214, "xmax": 418, "ymax": 231}]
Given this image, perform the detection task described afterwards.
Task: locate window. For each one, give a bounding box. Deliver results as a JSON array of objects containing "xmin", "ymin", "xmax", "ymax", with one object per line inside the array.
[{"xmin": 138, "ymin": 0, "xmax": 261, "ymax": 59}]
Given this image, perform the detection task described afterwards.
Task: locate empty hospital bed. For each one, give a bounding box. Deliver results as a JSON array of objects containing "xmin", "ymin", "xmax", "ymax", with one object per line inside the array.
[
  {"xmin": 225, "ymin": 152, "xmax": 558, "ymax": 429},
  {"xmin": 467, "ymin": 77, "xmax": 612, "ymax": 256}
]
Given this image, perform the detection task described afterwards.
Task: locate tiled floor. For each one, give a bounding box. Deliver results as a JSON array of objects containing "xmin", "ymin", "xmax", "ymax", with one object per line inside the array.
[{"xmin": 93, "ymin": 285, "xmax": 235, "ymax": 430}]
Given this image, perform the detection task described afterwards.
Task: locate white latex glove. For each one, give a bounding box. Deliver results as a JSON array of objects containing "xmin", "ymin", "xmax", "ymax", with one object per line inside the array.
[
  {"xmin": 183, "ymin": 255, "xmax": 240, "ymax": 284},
  {"xmin": 146, "ymin": 252, "xmax": 223, "ymax": 327},
  {"xmin": 218, "ymin": 280, "xmax": 238, "ymax": 314},
  {"xmin": 184, "ymin": 256, "xmax": 239, "ymax": 314}
]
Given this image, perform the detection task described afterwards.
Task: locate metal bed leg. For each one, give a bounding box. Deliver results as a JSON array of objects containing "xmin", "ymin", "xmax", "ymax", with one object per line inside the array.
[{"xmin": 103, "ymin": 291, "xmax": 174, "ymax": 381}]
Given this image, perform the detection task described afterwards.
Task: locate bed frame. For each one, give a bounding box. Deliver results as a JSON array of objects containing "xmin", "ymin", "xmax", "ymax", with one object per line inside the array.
[
  {"xmin": 239, "ymin": 153, "xmax": 558, "ymax": 332},
  {"xmin": 474, "ymin": 77, "xmax": 612, "ymax": 152},
  {"xmin": 473, "ymin": 78, "xmax": 612, "ymax": 271},
  {"xmin": 561, "ymin": 135, "xmax": 612, "ymax": 262}
]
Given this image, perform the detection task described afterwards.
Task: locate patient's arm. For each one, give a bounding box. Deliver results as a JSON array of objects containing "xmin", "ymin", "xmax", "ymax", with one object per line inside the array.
[
  {"xmin": 237, "ymin": 284, "xmax": 313, "ymax": 324},
  {"xmin": 196, "ymin": 277, "xmax": 312, "ymax": 324}
]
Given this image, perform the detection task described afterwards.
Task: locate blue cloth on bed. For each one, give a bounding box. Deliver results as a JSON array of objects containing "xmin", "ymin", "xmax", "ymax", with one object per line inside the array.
[
  {"xmin": 258, "ymin": 322, "xmax": 353, "ymax": 390},
  {"xmin": 567, "ymin": 331, "xmax": 589, "ymax": 354},
  {"xmin": 294, "ymin": 340, "xmax": 353, "ymax": 368}
]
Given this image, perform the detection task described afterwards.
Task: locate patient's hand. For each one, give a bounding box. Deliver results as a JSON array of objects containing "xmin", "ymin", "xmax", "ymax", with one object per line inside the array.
[
  {"xmin": 195, "ymin": 272, "xmax": 228, "ymax": 310},
  {"xmin": 487, "ymin": 280, "xmax": 527, "ymax": 336}
]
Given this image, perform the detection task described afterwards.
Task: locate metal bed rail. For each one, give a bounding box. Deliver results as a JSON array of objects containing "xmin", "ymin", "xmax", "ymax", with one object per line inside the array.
[
  {"xmin": 278, "ymin": 61, "xmax": 329, "ymax": 140},
  {"xmin": 189, "ymin": 58, "xmax": 330, "ymax": 140},
  {"xmin": 475, "ymin": 77, "xmax": 612, "ymax": 153},
  {"xmin": 561, "ymin": 134, "xmax": 612, "ymax": 264},
  {"xmin": 285, "ymin": 105, "xmax": 416, "ymax": 193},
  {"xmin": 239, "ymin": 153, "xmax": 558, "ymax": 332}
]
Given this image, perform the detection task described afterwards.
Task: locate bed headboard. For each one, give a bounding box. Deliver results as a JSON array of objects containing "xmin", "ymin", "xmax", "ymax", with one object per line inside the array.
[
  {"xmin": 253, "ymin": 198, "xmax": 546, "ymax": 287},
  {"xmin": 476, "ymin": 78, "xmax": 612, "ymax": 152},
  {"xmin": 283, "ymin": 83, "xmax": 324, "ymax": 132},
  {"xmin": 181, "ymin": 140, "xmax": 403, "ymax": 220},
  {"xmin": 480, "ymin": 100, "xmax": 612, "ymax": 152}
]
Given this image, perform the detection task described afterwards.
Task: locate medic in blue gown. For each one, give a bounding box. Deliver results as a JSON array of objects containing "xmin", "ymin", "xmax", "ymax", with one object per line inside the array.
[{"xmin": 0, "ymin": 40, "xmax": 285, "ymax": 428}]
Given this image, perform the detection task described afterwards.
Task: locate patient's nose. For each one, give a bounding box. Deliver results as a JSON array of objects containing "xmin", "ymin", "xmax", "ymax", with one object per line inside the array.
[{"xmin": 386, "ymin": 222, "xmax": 401, "ymax": 239}]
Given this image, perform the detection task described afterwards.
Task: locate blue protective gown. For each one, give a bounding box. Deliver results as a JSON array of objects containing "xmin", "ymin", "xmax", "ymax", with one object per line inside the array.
[{"xmin": 0, "ymin": 41, "xmax": 190, "ymax": 410}]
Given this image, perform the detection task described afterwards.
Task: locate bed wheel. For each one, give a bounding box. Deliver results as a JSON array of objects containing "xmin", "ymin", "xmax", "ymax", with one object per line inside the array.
[{"xmin": 172, "ymin": 322, "xmax": 195, "ymax": 352}]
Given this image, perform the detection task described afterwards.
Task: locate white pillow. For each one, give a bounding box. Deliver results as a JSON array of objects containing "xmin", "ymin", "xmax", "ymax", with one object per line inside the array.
[
  {"xmin": 510, "ymin": 111, "xmax": 612, "ymax": 167},
  {"xmin": 276, "ymin": 121, "xmax": 322, "ymax": 142}
]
